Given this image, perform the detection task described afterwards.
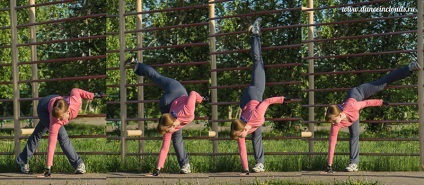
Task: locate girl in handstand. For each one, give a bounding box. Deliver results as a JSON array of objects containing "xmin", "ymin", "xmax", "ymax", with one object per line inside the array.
[{"xmin": 230, "ymin": 18, "xmax": 290, "ymax": 175}]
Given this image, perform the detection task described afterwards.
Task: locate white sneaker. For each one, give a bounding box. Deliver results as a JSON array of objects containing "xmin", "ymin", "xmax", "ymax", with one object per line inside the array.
[
  {"xmin": 408, "ymin": 61, "xmax": 421, "ymax": 71},
  {"xmin": 75, "ymin": 163, "xmax": 86, "ymax": 174},
  {"xmin": 248, "ymin": 17, "xmax": 262, "ymax": 35},
  {"xmin": 16, "ymin": 157, "xmax": 29, "ymax": 174},
  {"xmin": 125, "ymin": 56, "xmax": 136, "ymax": 65},
  {"xmin": 345, "ymin": 163, "xmax": 358, "ymax": 172},
  {"xmin": 180, "ymin": 163, "xmax": 191, "ymax": 174},
  {"xmin": 252, "ymin": 163, "xmax": 265, "ymax": 173}
]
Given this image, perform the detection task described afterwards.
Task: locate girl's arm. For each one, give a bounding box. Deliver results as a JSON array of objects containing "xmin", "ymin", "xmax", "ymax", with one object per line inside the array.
[
  {"xmin": 250, "ymin": 97, "xmax": 285, "ymax": 128},
  {"xmin": 157, "ymin": 132, "xmax": 173, "ymax": 169},
  {"xmin": 69, "ymin": 88, "xmax": 95, "ymax": 100},
  {"xmin": 237, "ymin": 137, "xmax": 249, "ymax": 171},
  {"xmin": 68, "ymin": 88, "xmax": 95, "ymax": 119},
  {"xmin": 357, "ymin": 99, "xmax": 383, "ymax": 109},
  {"xmin": 327, "ymin": 124, "xmax": 342, "ymax": 166},
  {"xmin": 183, "ymin": 91, "xmax": 203, "ymax": 113},
  {"xmin": 46, "ymin": 116, "xmax": 65, "ymax": 167}
]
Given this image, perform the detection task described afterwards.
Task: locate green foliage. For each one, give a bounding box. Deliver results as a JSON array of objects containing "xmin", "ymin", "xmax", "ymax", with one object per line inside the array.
[
  {"xmin": 39, "ymin": 1, "xmax": 106, "ymax": 97},
  {"xmin": 215, "ymin": 0, "xmax": 303, "ymax": 132},
  {"xmin": 302, "ymin": 0, "xmax": 418, "ymax": 132},
  {"xmin": 1, "ymin": 1, "xmax": 106, "ymax": 116}
]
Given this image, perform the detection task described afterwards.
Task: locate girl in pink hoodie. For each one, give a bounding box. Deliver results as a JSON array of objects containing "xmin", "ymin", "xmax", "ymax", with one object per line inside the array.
[
  {"xmin": 230, "ymin": 18, "xmax": 289, "ymax": 175},
  {"xmin": 126, "ymin": 58, "xmax": 206, "ymax": 176},
  {"xmin": 324, "ymin": 61, "xmax": 421, "ymax": 173},
  {"xmin": 17, "ymin": 88, "xmax": 102, "ymax": 177}
]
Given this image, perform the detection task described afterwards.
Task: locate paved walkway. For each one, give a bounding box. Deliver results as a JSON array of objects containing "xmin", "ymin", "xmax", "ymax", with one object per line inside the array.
[{"xmin": 1, "ymin": 171, "xmax": 424, "ymax": 185}]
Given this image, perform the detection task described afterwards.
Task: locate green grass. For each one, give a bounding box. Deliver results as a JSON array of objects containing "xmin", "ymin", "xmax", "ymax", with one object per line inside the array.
[{"xmin": 0, "ymin": 123, "xmax": 421, "ymax": 173}]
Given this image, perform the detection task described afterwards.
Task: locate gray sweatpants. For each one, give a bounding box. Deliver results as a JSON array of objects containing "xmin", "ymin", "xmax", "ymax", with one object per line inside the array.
[
  {"xmin": 134, "ymin": 64, "xmax": 189, "ymax": 168},
  {"xmin": 18, "ymin": 95, "xmax": 83, "ymax": 169},
  {"xmin": 345, "ymin": 65, "xmax": 412, "ymax": 164},
  {"xmin": 239, "ymin": 34, "xmax": 265, "ymax": 164}
]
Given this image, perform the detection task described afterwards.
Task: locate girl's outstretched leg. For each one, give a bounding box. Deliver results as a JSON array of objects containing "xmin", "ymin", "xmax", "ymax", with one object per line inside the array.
[
  {"xmin": 133, "ymin": 62, "xmax": 176, "ymax": 90},
  {"xmin": 249, "ymin": 34, "xmax": 265, "ymax": 93},
  {"xmin": 239, "ymin": 18, "xmax": 265, "ymax": 108},
  {"xmin": 348, "ymin": 62, "xmax": 420, "ymax": 101},
  {"xmin": 127, "ymin": 57, "xmax": 188, "ymax": 112}
]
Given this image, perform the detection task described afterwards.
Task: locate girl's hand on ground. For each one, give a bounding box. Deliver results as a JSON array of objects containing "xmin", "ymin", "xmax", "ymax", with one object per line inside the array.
[
  {"xmin": 239, "ymin": 170, "xmax": 249, "ymax": 176},
  {"xmin": 320, "ymin": 165, "xmax": 334, "ymax": 174},
  {"xmin": 37, "ymin": 168, "xmax": 52, "ymax": 178},
  {"xmin": 145, "ymin": 169, "xmax": 160, "ymax": 176}
]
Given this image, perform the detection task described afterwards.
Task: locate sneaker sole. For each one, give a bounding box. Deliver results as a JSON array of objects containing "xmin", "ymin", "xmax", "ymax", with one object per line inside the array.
[
  {"xmin": 75, "ymin": 170, "xmax": 86, "ymax": 174},
  {"xmin": 345, "ymin": 169, "xmax": 358, "ymax": 172},
  {"xmin": 179, "ymin": 170, "xmax": 191, "ymax": 174},
  {"xmin": 252, "ymin": 169, "xmax": 265, "ymax": 173}
]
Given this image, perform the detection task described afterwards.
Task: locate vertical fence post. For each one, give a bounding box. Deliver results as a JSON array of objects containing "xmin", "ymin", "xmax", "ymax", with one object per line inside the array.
[
  {"xmin": 118, "ymin": 0, "xmax": 128, "ymax": 161},
  {"xmin": 136, "ymin": 0, "xmax": 145, "ymax": 160},
  {"xmin": 306, "ymin": 0, "xmax": 315, "ymax": 153},
  {"xmin": 29, "ymin": 0, "xmax": 38, "ymax": 128},
  {"xmin": 417, "ymin": 0, "xmax": 424, "ymax": 171},
  {"xmin": 208, "ymin": 0, "xmax": 219, "ymax": 155},
  {"xmin": 10, "ymin": 0, "xmax": 21, "ymax": 157}
]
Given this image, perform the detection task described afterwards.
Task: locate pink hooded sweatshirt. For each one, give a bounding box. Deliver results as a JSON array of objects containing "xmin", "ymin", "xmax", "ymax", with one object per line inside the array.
[
  {"xmin": 46, "ymin": 88, "xmax": 94, "ymax": 167},
  {"xmin": 327, "ymin": 98, "xmax": 383, "ymax": 165},
  {"xmin": 157, "ymin": 91, "xmax": 204, "ymax": 168},
  {"xmin": 237, "ymin": 96, "xmax": 287, "ymax": 170}
]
